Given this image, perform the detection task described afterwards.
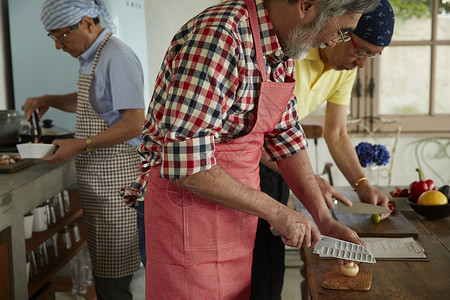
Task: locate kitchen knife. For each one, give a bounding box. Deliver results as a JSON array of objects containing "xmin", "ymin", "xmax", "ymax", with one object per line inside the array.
[
  {"xmin": 334, "ymin": 200, "xmax": 391, "ymax": 215},
  {"xmin": 313, "ymin": 235, "xmax": 376, "ymax": 263}
]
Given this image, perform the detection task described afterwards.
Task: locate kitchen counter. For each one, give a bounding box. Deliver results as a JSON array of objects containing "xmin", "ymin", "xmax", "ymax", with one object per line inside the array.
[
  {"xmin": 0, "ymin": 160, "xmax": 77, "ymax": 300},
  {"xmin": 300, "ymin": 186, "xmax": 450, "ymax": 299}
]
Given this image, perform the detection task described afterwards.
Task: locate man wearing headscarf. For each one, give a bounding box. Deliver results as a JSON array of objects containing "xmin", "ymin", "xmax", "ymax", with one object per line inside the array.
[
  {"xmin": 23, "ymin": 1, "xmax": 144, "ymax": 299},
  {"xmin": 252, "ymin": 0, "xmax": 395, "ymax": 298}
]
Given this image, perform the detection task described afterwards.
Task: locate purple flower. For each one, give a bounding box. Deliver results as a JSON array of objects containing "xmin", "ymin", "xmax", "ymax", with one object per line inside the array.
[
  {"xmin": 355, "ymin": 142, "xmax": 375, "ymax": 167},
  {"xmin": 373, "ymin": 144, "xmax": 390, "ymax": 166},
  {"xmin": 355, "ymin": 142, "xmax": 390, "ymax": 167}
]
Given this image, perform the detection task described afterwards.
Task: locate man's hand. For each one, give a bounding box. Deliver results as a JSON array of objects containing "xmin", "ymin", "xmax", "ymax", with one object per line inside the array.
[
  {"xmin": 23, "ymin": 96, "xmax": 50, "ymax": 121},
  {"xmin": 319, "ymin": 216, "xmax": 363, "ymax": 246},
  {"xmin": 315, "ymin": 176, "xmax": 353, "ymax": 208},
  {"xmin": 311, "ymin": 215, "xmax": 365, "ymax": 265},
  {"xmin": 269, "ymin": 206, "xmax": 322, "ymax": 249},
  {"xmin": 41, "ymin": 138, "xmax": 85, "ymax": 164},
  {"xmin": 356, "ymin": 181, "xmax": 390, "ymax": 220}
]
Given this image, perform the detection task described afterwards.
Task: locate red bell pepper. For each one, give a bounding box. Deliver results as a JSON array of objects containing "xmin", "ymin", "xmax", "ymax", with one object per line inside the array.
[{"xmin": 409, "ymin": 168, "xmax": 435, "ymax": 202}]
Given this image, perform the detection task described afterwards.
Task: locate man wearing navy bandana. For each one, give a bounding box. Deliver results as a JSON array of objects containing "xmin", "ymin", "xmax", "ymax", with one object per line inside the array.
[{"xmin": 23, "ymin": 1, "xmax": 144, "ymax": 299}]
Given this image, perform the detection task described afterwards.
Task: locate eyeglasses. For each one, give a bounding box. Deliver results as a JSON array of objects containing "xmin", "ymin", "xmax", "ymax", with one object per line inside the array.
[
  {"xmin": 350, "ymin": 34, "xmax": 382, "ymax": 58},
  {"xmin": 331, "ymin": 16, "xmax": 351, "ymax": 44},
  {"xmin": 47, "ymin": 24, "xmax": 79, "ymax": 43}
]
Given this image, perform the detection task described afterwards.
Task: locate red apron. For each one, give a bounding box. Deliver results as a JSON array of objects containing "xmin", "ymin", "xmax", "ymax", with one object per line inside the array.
[{"xmin": 145, "ymin": 0, "xmax": 295, "ymax": 298}]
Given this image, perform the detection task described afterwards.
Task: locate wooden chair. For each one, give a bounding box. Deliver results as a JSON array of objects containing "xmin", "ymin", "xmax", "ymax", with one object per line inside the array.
[{"xmin": 302, "ymin": 124, "xmax": 323, "ymax": 140}]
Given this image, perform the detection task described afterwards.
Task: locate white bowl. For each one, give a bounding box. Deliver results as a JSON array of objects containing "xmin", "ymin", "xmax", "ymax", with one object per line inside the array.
[{"xmin": 16, "ymin": 143, "xmax": 56, "ymax": 159}]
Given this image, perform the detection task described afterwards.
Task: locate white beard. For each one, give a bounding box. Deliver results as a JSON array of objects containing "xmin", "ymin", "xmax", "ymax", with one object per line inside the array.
[
  {"xmin": 294, "ymin": 49, "xmax": 310, "ymax": 61},
  {"xmin": 282, "ymin": 13, "xmax": 327, "ymax": 60},
  {"xmin": 313, "ymin": 43, "xmax": 327, "ymax": 49}
]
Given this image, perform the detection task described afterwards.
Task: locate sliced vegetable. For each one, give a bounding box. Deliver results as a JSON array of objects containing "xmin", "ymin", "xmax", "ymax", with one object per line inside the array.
[{"xmin": 340, "ymin": 261, "xmax": 359, "ymax": 277}]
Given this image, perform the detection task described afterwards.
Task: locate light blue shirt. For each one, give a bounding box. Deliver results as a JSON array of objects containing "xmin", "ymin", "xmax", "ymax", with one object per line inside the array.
[{"xmin": 78, "ymin": 29, "xmax": 145, "ymax": 146}]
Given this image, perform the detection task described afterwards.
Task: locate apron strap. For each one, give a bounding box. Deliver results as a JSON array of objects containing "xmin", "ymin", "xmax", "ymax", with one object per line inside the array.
[
  {"xmin": 245, "ymin": 0, "xmax": 267, "ymax": 82},
  {"xmin": 90, "ymin": 32, "xmax": 113, "ymax": 76}
]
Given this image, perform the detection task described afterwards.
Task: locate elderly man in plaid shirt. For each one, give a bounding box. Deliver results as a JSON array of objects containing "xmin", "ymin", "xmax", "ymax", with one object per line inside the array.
[{"xmin": 122, "ymin": 0, "xmax": 380, "ymax": 298}]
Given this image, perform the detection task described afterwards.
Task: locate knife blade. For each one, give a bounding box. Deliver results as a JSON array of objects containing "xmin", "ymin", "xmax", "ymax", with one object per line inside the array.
[
  {"xmin": 313, "ymin": 235, "xmax": 376, "ymax": 263},
  {"xmin": 334, "ymin": 200, "xmax": 391, "ymax": 215}
]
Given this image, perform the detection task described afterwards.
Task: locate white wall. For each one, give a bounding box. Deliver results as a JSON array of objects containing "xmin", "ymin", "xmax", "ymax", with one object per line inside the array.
[
  {"xmin": 105, "ymin": 0, "xmax": 151, "ymax": 104},
  {"xmin": 144, "ymin": 0, "xmax": 219, "ymax": 100},
  {"xmin": 8, "ymin": 0, "xmax": 79, "ymax": 130},
  {"xmin": 6, "ymin": 0, "xmax": 152, "ymax": 131}
]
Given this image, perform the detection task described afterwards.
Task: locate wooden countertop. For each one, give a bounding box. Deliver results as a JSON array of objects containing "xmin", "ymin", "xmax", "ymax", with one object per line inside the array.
[
  {"xmin": 0, "ymin": 159, "xmax": 76, "ymax": 198},
  {"xmin": 0, "ymin": 160, "xmax": 77, "ymax": 229},
  {"xmin": 301, "ymin": 200, "xmax": 450, "ymax": 299}
]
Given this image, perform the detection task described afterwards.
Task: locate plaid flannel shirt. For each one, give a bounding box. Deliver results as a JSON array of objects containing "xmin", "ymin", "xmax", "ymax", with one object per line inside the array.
[{"xmin": 121, "ymin": 0, "xmax": 308, "ymax": 205}]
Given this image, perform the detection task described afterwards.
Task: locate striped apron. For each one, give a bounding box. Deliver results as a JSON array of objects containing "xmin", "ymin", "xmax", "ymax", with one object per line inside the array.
[{"xmin": 74, "ymin": 32, "xmax": 141, "ymax": 278}]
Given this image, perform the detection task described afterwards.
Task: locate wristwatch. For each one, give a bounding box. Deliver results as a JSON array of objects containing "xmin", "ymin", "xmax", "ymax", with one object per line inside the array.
[{"xmin": 85, "ymin": 136, "xmax": 96, "ymax": 153}]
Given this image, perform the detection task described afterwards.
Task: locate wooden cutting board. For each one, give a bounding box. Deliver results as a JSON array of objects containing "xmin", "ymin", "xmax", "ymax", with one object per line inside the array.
[
  {"xmin": 322, "ymin": 264, "xmax": 372, "ymax": 291},
  {"xmin": 333, "ymin": 210, "xmax": 419, "ymax": 238},
  {"xmin": 0, "ymin": 159, "xmax": 34, "ymax": 173}
]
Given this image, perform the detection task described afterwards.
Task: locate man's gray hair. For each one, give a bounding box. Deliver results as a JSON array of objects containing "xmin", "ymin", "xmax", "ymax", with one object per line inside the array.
[{"xmin": 287, "ymin": 0, "xmax": 380, "ymax": 16}]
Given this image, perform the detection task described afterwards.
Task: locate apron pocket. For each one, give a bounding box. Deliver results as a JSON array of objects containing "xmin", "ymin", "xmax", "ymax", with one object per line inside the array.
[{"xmin": 184, "ymin": 193, "xmax": 243, "ymax": 251}]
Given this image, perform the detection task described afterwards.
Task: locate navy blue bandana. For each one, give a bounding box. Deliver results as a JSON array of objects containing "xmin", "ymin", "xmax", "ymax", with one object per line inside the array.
[{"xmin": 353, "ymin": 0, "xmax": 395, "ymax": 47}]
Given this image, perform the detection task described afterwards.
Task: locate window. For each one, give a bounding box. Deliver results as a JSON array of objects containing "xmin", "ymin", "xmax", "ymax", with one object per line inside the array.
[
  {"xmin": 355, "ymin": 0, "xmax": 450, "ymax": 135},
  {"xmin": 303, "ymin": 0, "xmax": 450, "ymax": 136}
]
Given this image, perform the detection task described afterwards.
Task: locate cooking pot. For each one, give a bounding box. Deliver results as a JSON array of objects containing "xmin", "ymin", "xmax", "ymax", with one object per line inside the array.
[
  {"xmin": 20, "ymin": 119, "xmax": 74, "ymax": 144},
  {"xmin": 0, "ymin": 110, "xmax": 21, "ymax": 146}
]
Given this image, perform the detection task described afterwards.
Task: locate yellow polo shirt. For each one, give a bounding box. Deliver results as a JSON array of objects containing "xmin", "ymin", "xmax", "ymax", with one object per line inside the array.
[{"xmin": 294, "ymin": 48, "xmax": 357, "ymax": 120}]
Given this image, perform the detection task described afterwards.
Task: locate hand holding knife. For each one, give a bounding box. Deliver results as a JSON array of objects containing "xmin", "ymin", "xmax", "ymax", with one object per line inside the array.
[{"xmin": 271, "ymin": 227, "xmax": 376, "ymax": 264}]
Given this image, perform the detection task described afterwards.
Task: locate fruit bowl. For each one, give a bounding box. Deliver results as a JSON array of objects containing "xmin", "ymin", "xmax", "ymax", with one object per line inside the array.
[
  {"xmin": 407, "ymin": 198, "xmax": 450, "ymax": 219},
  {"xmin": 16, "ymin": 143, "xmax": 56, "ymax": 159}
]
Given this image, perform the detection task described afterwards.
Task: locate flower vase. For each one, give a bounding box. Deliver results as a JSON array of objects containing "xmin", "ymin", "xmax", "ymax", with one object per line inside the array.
[{"xmin": 365, "ymin": 165, "xmax": 380, "ymax": 187}]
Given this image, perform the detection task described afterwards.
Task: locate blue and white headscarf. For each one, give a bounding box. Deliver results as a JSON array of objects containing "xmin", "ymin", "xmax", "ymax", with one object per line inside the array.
[
  {"xmin": 41, "ymin": 0, "xmax": 116, "ymax": 33},
  {"xmin": 353, "ymin": 0, "xmax": 395, "ymax": 47}
]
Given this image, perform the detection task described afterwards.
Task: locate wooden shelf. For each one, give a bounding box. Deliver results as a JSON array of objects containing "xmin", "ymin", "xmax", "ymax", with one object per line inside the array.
[
  {"xmin": 27, "ymin": 190, "xmax": 88, "ymax": 298},
  {"xmin": 1, "ymin": 228, "xmax": 12, "ymax": 299},
  {"xmin": 26, "ymin": 190, "xmax": 83, "ymax": 254}
]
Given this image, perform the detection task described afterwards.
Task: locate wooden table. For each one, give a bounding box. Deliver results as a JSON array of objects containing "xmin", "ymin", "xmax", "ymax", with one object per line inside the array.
[{"xmin": 301, "ymin": 208, "xmax": 450, "ymax": 299}]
